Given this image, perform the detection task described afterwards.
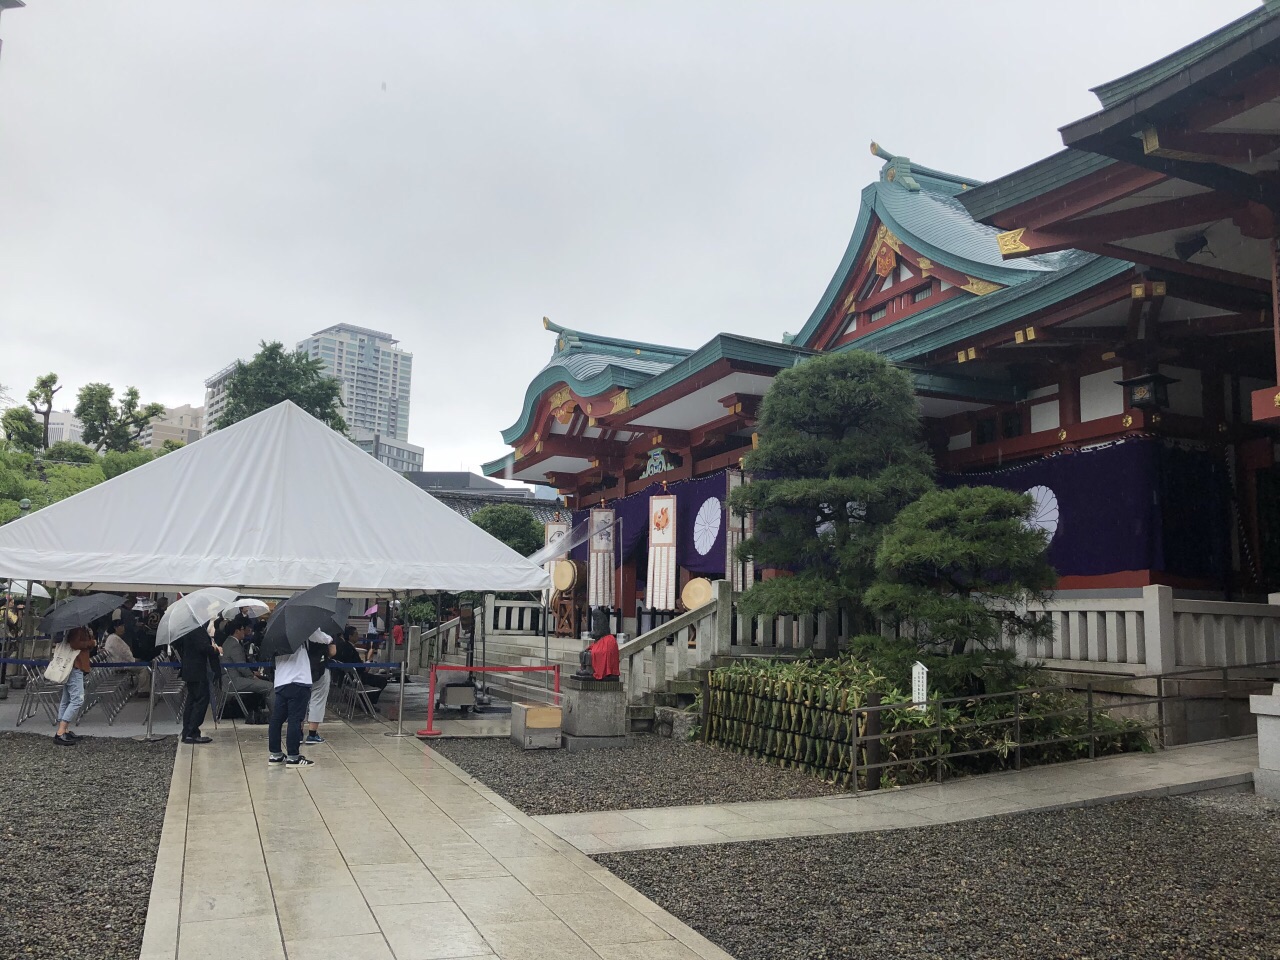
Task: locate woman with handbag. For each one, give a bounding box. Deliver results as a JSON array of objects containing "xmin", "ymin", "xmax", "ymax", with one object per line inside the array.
[{"xmin": 53, "ymin": 626, "xmax": 97, "ymax": 746}]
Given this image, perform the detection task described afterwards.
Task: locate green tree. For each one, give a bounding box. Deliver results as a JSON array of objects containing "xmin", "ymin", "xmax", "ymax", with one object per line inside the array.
[
  {"xmin": 729, "ymin": 351, "xmax": 934, "ymax": 622},
  {"xmin": 101, "ymin": 448, "xmax": 154, "ymax": 479},
  {"xmin": 2, "ymin": 407, "xmax": 43, "ymax": 453},
  {"xmin": 159, "ymin": 439, "xmax": 186, "ymax": 455},
  {"xmin": 469, "ymin": 503, "xmax": 544, "ymax": 557},
  {"xmin": 26, "ymin": 373, "xmax": 61, "ymax": 449},
  {"xmin": 217, "ymin": 341, "xmax": 347, "ymax": 433},
  {"xmin": 74, "ymin": 383, "xmax": 166, "ymax": 452},
  {"xmin": 0, "ymin": 448, "xmax": 105, "ymax": 522},
  {"xmin": 865, "ymin": 486, "xmax": 1057, "ymax": 664},
  {"xmin": 44, "ymin": 440, "xmax": 98, "ymax": 464}
]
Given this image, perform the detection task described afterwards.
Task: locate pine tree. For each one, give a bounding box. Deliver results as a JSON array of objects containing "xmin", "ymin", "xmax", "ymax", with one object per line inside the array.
[{"xmin": 729, "ymin": 351, "xmax": 933, "ymax": 621}]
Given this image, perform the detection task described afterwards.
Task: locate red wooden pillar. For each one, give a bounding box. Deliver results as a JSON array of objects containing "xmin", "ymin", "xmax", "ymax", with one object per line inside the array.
[{"xmin": 1250, "ymin": 236, "xmax": 1280, "ymax": 423}]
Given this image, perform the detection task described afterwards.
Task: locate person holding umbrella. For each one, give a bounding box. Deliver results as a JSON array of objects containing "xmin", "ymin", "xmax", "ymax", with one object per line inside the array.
[
  {"xmin": 176, "ymin": 622, "xmax": 220, "ymax": 744},
  {"xmin": 262, "ymin": 583, "xmax": 344, "ymax": 766},
  {"xmin": 52, "ymin": 626, "xmax": 97, "ymax": 746}
]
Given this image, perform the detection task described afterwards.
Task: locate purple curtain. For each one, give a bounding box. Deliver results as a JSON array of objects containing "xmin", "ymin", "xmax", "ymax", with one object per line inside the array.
[
  {"xmin": 942, "ymin": 438, "xmax": 1160, "ymax": 578},
  {"xmin": 585, "ymin": 469, "xmax": 730, "ymax": 575}
]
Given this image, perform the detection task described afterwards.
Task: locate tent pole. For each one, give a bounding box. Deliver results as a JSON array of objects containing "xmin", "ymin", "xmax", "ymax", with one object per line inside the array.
[{"xmin": 385, "ymin": 589, "xmax": 412, "ymax": 738}]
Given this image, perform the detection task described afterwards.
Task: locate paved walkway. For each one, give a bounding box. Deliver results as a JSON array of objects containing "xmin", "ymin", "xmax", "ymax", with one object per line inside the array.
[
  {"xmin": 536, "ymin": 737, "xmax": 1259, "ymax": 854},
  {"xmin": 140, "ymin": 721, "xmax": 732, "ymax": 960}
]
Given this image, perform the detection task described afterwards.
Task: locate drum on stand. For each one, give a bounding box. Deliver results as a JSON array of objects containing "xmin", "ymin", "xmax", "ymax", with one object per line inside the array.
[{"xmin": 551, "ymin": 560, "xmax": 588, "ymax": 637}]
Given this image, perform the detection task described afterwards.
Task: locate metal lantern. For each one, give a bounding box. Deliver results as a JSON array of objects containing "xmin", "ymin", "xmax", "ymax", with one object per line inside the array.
[{"xmin": 1116, "ymin": 371, "xmax": 1178, "ymax": 410}]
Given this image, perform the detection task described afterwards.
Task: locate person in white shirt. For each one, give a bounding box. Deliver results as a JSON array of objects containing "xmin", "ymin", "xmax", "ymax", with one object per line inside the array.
[
  {"xmin": 267, "ymin": 631, "xmax": 321, "ymax": 766},
  {"xmin": 304, "ymin": 630, "xmax": 335, "ymax": 745}
]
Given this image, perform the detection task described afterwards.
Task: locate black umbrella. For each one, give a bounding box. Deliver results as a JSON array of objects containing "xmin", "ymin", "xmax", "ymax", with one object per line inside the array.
[
  {"xmin": 40, "ymin": 593, "xmax": 123, "ymax": 635},
  {"xmin": 259, "ymin": 582, "xmax": 341, "ymax": 659},
  {"xmin": 327, "ymin": 598, "xmax": 352, "ymax": 638}
]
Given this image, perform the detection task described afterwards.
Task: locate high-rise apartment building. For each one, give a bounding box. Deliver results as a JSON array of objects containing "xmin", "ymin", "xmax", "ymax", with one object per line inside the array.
[
  {"xmin": 203, "ymin": 361, "xmax": 238, "ymax": 435},
  {"xmin": 297, "ymin": 325, "xmax": 412, "ymax": 441}
]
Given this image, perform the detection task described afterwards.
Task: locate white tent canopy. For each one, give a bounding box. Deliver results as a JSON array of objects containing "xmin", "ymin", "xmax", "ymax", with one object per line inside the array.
[{"xmin": 0, "ymin": 401, "xmax": 551, "ymax": 594}]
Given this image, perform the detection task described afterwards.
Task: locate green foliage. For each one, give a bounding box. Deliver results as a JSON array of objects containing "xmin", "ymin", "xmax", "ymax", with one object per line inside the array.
[
  {"xmin": 101, "ymin": 448, "xmax": 154, "ymax": 479},
  {"xmin": 0, "ymin": 447, "xmax": 105, "ymax": 519},
  {"xmin": 866, "ymin": 486, "xmax": 1057, "ymax": 657},
  {"xmin": 403, "ymin": 597, "xmax": 439, "ymax": 625},
  {"xmin": 44, "ymin": 440, "xmax": 98, "ymax": 464},
  {"xmin": 2, "ymin": 406, "xmax": 43, "ymax": 453},
  {"xmin": 217, "ymin": 341, "xmax": 347, "ymax": 433},
  {"xmin": 729, "ymin": 351, "xmax": 933, "ymax": 620},
  {"xmin": 158, "ymin": 439, "xmax": 186, "ymax": 456},
  {"xmin": 26, "ymin": 372, "xmax": 62, "ymax": 448},
  {"xmin": 469, "ymin": 503, "xmax": 544, "ymax": 557},
  {"xmin": 704, "ymin": 654, "xmax": 1149, "ymax": 789},
  {"xmin": 74, "ymin": 383, "xmax": 166, "ymax": 452}
]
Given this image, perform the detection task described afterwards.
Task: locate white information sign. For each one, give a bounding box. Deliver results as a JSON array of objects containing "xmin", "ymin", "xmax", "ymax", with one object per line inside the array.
[{"xmin": 911, "ymin": 661, "xmax": 929, "ymax": 711}]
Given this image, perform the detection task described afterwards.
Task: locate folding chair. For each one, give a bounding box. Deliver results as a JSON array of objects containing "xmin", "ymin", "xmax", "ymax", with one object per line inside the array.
[
  {"xmin": 151, "ymin": 662, "xmax": 187, "ymax": 722},
  {"xmin": 216, "ymin": 668, "xmax": 255, "ymax": 721},
  {"xmin": 80, "ymin": 653, "xmax": 135, "ymax": 725},
  {"xmin": 16, "ymin": 664, "xmax": 61, "ymax": 727},
  {"xmin": 335, "ymin": 667, "xmax": 379, "ymax": 720}
]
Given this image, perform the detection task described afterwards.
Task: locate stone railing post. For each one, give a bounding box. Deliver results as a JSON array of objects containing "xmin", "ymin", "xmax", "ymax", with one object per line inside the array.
[
  {"xmin": 712, "ymin": 580, "xmax": 733, "ymax": 656},
  {"xmin": 1251, "ymin": 684, "xmax": 1280, "ymax": 800},
  {"xmin": 1142, "ymin": 585, "xmax": 1176, "ymax": 673}
]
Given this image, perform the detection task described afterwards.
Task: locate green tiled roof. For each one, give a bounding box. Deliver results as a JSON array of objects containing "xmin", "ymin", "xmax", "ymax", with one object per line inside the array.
[
  {"xmin": 957, "ymin": 150, "xmax": 1116, "ymax": 223},
  {"xmin": 1091, "ymin": 4, "xmax": 1277, "ymax": 111},
  {"xmin": 841, "ymin": 253, "xmax": 1133, "ymax": 362},
  {"xmin": 793, "ymin": 151, "xmax": 1074, "ymax": 349}
]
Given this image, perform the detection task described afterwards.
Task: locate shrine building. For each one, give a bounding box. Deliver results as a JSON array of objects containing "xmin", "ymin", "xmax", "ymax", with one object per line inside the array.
[{"xmin": 485, "ymin": 2, "xmax": 1280, "ymax": 635}]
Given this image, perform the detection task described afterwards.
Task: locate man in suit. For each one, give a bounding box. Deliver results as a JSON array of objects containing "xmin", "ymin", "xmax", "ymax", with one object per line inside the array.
[
  {"xmin": 177, "ymin": 622, "xmax": 220, "ymax": 744},
  {"xmin": 221, "ymin": 617, "xmax": 273, "ymax": 717}
]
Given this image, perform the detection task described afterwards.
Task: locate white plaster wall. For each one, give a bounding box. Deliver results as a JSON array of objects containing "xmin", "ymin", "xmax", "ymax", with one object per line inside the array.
[
  {"xmin": 1030, "ymin": 400, "xmax": 1061, "ymax": 433},
  {"xmin": 1079, "ymin": 368, "xmax": 1125, "ymax": 422}
]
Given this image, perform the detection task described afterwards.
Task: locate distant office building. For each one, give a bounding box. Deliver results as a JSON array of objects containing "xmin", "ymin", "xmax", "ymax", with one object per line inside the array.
[
  {"xmin": 353, "ymin": 429, "xmax": 424, "ymax": 474},
  {"xmin": 298, "ymin": 325, "xmax": 412, "ymax": 441},
  {"xmin": 141, "ymin": 404, "xmax": 205, "ymax": 450},
  {"xmin": 46, "ymin": 410, "xmax": 84, "ymax": 446},
  {"xmin": 203, "ymin": 361, "xmax": 239, "ymax": 435}
]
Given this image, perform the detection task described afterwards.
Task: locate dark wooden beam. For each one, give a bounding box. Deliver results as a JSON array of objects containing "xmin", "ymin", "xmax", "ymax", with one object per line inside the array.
[
  {"xmin": 1091, "ymin": 136, "xmax": 1280, "ymax": 210},
  {"xmin": 997, "ymin": 190, "xmax": 1254, "ymax": 258},
  {"xmin": 1142, "ymin": 128, "xmax": 1280, "ymax": 165}
]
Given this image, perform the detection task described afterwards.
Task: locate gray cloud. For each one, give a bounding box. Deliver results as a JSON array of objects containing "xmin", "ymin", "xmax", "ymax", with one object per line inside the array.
[{"xmin": 0, "ymin": 0, "xmax": 1258, "ymax": 469}]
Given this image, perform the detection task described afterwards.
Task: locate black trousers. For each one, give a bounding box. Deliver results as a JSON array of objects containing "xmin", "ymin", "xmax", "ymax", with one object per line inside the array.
[
  {"xmin": 268, "ymin": 682, "xmax": 311, "ymax": 757},
  {"xmin": 182, "ymin": 675, "xmax": 210, "ymax": 740}
]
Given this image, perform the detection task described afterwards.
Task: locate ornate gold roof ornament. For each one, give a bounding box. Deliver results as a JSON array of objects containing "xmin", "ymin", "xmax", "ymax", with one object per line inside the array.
[
  {"xmin": 961, "ymin": 276, "xmax": 1002, "ymax": 297},
  {"xmin": 997, "ymin": 229, "xmax": 1030, "ymax": 256}
]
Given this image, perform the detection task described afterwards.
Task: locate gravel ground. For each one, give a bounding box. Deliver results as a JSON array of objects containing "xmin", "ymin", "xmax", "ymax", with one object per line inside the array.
[
  {"xmin": 0, "ymin": 731, "xmax": 176, "ymax": 960},
  {"xmin": 596, "ymin": 793, "xmax": 1280, "ymax": 960},
  {"xmin": 429, "ymin": 735, "xmax": 842, "ymax": 815}
]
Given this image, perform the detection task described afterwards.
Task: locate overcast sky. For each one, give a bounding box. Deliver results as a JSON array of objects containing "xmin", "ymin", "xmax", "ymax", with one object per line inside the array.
[{"xmin": 0, "ymin": 1, "xmax": 1259, "ymax": 472}]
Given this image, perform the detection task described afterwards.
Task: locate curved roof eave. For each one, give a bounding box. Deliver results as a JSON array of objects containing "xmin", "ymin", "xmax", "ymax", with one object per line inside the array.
[
  {"xmin": 794, "ymin": 181, "xmax": 1061, "ymax": 350},
  {"xmin": 499, "ymin": 363, "xmax": 656, "ymax": 445}
]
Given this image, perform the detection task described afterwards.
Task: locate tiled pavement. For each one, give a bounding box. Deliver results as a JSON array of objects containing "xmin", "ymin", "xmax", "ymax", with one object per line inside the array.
[
  {"xmin": 536, "ymin": 737, "xmax": 1260, "ymax": 854},
  {"xmin": 140, "ymin": 723, "xmax": 732, "ymax": 960}
]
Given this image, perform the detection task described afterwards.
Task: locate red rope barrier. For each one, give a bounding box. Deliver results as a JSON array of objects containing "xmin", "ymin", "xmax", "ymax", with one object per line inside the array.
[{"xmin": 416, "ymin": 663, "xmax": 561, "ymax": 737}]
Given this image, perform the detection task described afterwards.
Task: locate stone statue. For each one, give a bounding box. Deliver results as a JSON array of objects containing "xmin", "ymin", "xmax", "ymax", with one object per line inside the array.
[{"xmin": 573, "ymin": 607, "xmax": 620, "ymax": 681}]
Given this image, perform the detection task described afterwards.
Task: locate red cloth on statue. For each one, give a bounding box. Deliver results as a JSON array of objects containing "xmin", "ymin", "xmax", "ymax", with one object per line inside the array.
[{"xmin": 590, "ymin": 634, "xmax": 620, "ymax": 680}]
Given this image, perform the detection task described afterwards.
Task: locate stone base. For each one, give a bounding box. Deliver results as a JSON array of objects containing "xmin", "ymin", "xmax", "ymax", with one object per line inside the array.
[
  {"xmin": 562, "ymin": 733, "xmax": 632, "ymax": 752},
  {"xmin": 653, "ymin": 706, "xmax": 699, "ymax": 742},
  {"xmin": 1256, "ymin": 767, "xmax": 1280, "ymax": 801},
  {"xmin": 562, "ymin": 681, "xmax": 627, "ymax": 738},
  {"xmin": 564, "ymin": 676, "xmax": 622, "ymax": 692}
]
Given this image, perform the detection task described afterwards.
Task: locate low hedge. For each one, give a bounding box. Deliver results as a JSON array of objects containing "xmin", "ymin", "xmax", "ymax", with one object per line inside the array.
[{"xmin": 703, "ymin": 654, "xmax": 1150, "ymax": 788}]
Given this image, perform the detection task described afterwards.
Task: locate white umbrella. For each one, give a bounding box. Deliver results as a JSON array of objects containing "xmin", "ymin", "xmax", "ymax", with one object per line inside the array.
[
  {"xmin": 220, "ymin": 597, "xmax": 269, "ymax": 618},
  {"xmin": 5, "ymin": 581, "xmax": 51, "ymax": 599},
  {"xmin": 156, "ymin": 587, "xmax": 240, "ymax": 647}
]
